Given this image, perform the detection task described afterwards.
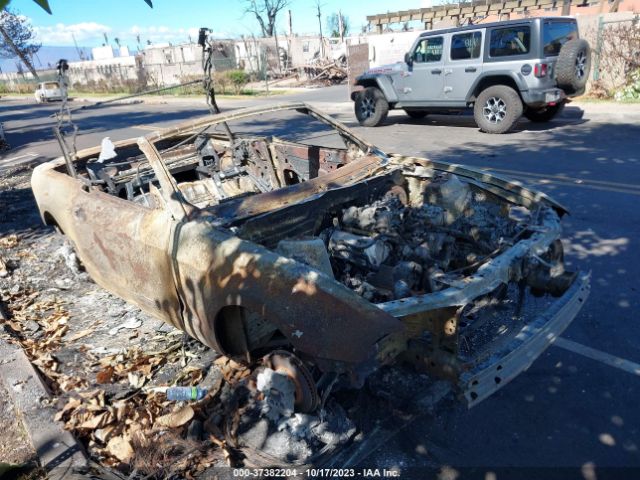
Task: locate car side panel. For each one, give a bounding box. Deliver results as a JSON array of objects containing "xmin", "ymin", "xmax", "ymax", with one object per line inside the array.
[
  {"xmin": 170, "ymin": 220, "xmax": 403, "ymax": 366},
  {"xmin": 31, "ymin": 164, "xmax": 183, "ymax": 326}
]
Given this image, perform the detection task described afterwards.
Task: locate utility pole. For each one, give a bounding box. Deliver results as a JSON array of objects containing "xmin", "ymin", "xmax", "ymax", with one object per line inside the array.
[
  {"xmin": 338, "ymin": 9, "xmax": 344, "ymax": 43},
  {"xmin": 0, "ymin": 25, "xmax": 39, "ymax": 79},
  {"xmin": 287, "ymin": 10, "xmax": 293, "ymax": 71},
  {"xmin": 72, "ymin": 33, "xmax": 83, "ymax": 60},
  {"xmin": 315, "ymin": 1, "xmax": 324, "ymax": 59}
]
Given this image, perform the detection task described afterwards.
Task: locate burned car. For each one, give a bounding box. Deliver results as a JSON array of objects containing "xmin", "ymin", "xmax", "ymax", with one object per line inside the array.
[{"xmin": 31, "ymin": 103, "xmax": 589, "ymax": 412}]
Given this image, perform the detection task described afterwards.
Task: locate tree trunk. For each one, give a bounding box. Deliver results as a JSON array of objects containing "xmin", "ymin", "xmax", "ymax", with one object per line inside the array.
[{"xmin": 0, "ymin": 25, "xmax": 39, "ymax": 80}]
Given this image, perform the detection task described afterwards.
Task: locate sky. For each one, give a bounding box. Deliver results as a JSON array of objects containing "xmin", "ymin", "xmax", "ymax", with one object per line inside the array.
[{"xmin": 7, "ymin": 0, "xmax": 432, "ymax": 48}]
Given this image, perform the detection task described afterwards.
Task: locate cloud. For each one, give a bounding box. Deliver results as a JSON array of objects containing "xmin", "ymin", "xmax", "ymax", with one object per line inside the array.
[
  {"xmin": 126, "ymin": 25, "xmax": 226, "ymax": 45},
  {"xmin": 31, "ymin": 20, "xmax": 230, "ymax": 47},
  {"xmin": 34, "ymin": 22, "xmax": 112, "ymax": 45}
]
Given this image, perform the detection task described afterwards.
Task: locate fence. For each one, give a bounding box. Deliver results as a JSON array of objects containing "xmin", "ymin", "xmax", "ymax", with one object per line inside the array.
[{"xmin": 578, "ymin": 13, "xmax": 640, "ymax": 92}]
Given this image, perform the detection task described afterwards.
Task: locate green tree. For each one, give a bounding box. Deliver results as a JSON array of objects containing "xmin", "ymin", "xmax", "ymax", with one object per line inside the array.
[
  {"xmin": 326, "ymin": 12, "xmax": 348, "ymax": 39},
  {"xmin": 0, "ymin": 8, "xmax": 40, "ymax": 77}
]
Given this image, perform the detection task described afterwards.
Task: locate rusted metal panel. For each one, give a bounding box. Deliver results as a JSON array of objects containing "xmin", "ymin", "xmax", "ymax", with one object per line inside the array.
[{"xmin": 347, "ymin": 44, "xmax": 369, "ymax": 95}]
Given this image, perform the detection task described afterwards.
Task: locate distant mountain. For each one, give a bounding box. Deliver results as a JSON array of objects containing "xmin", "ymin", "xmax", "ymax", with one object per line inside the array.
[{"xmin": 0, "ymin": 45, "xmax": 93, "ymax": 73}]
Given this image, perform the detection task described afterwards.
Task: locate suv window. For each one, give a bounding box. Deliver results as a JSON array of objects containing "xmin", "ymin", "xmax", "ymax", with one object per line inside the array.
[
  {"xmin": 451, "ymin": 32, "xmax": 482, "ymax": 60},
  {"xmin": 543, "ymin": 21, "xmax": 578, "ymax": 56},
  {"xmin": 413, "ymin": 36, "xmax": 444, "ymax": 63},
  {"xmin": 490, "ymin": 26, "xmax": 530, "ymax": 57}
]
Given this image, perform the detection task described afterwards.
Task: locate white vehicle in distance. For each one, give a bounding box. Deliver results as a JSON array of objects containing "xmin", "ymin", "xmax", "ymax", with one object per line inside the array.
[{"xmin": 34, "ymin": 81, "xmax": 64, "ymax": 103}]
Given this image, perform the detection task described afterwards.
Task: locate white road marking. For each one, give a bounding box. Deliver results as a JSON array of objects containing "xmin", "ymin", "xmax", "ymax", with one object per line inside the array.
[
  {"xmin": 2, "ymin": 152, "xmax": 38, "ymax": 163},
  {"xmin": 134, "ymin": 124, "xmax": 161, "ymax": 131},
  {"xmin": 553, "ymin": 337, "xmax": 640, "ymax": 376}
]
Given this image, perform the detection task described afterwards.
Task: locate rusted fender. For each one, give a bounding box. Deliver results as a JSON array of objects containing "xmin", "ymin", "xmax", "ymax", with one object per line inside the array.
[
  {"xmin": 390, "ymin": 154, "xmax": 569, "ymax": 215},
  {"xmin": 169, "ymin": 219, "xmax": 404, "ymax": 366}
]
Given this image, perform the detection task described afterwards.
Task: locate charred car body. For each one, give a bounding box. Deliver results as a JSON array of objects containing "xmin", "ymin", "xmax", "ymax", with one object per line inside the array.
[{"xmin": 32, "ymin": 103, "xmax": 589, "ymax": 411}]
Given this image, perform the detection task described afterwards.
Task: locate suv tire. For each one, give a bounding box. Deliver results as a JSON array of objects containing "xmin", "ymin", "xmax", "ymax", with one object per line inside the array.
[
  {"xmin": 355, "ymin": 87, "xmax": 389, "ymax": 127},
  {"xmin": 474, "ymin": 85, "xmax": 523, "ymax": 134},
  {"xmin": 524, "ymin": 102, "xmax": 565, "ymax": 123},
  {"xmin": 556, "ymin": 39, "xmax": 591, "ymax": 94},
  {"xmin": 404, "ymin": 109, "xmax": 428, "ymax": 120}
]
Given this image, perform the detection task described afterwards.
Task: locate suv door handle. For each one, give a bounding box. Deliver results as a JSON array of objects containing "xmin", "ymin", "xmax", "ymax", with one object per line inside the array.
[
  {"xmin": 431, "ymin": 69, "xmax": 442, "ymax": 74},
  {"xmin": 465, "ymin": 67, "xmax": 477, "ymax": 72}
]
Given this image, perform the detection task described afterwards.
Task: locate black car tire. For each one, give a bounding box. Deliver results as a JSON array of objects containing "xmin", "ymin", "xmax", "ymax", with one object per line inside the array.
[
  {"xmin": 556, "ymin": 39, "xmax": 591, "ymax": 94},
  {"xmin": 404, "ymin": 109, "xmax": 428, "ymax": 120},
  {"xmin": 355, "ymin": 87, "xmax": 389, "ymax": 127},
  {"xmin": 473, "ymin": 85, "xmax": 523, "ymax": 134},
  {"xmin": 524, "ymin": 102, "xmax": 565, "ymax": 122}
]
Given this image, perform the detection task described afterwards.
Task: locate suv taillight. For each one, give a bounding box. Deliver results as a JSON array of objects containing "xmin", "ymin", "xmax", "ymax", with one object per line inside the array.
[{"xmin": 534, "ymin": 63, "xmax": 548, "ymax": 78}]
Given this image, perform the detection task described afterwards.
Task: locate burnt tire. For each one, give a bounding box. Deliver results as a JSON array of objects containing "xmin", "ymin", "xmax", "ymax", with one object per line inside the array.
[
  {"xmin": 473, "ymin": 85, "xmax": 523, "ymax": 134},
  {"xmin": 355, "ymin": 87, "xmax": 389, "ymax": 127},
  {"xmin": 524, "ymin": 102, "xmax": 565, "ymax": 122},
  {"xmin": 556, "ymin": 39, "xmax": 591, "ymax": 94},
  {"xmin": 404, "ymin": 109, "xmax": 428, "ymax": 120}
]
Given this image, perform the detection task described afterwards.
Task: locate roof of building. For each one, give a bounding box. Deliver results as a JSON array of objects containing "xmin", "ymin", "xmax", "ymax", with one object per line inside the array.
[{"xmin": 418, "ymin": 16, "xmax": 576, "ymax": 37}]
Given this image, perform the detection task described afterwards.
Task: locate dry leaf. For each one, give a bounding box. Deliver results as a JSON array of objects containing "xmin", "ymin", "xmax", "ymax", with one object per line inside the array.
[
  {"xmin": 96, "ymin": 366, "xmax": 114, "ymax": 384},
  {"xmin": 128, "ymin": 372, "xmax": 146, "ymax": 389},
  {"xmin": 155, "ymin": 405, "xmax": 194, "ymax": 428},
  {"xmin": 54, "ymin": 397, "xmax": 81, "ymax": 421},
  {"xmin": 79, "ymin": 410, "xmax": 114, "ymax": 430},
  {"xmin": 67, "ymin": 327, "xmax": 95, "ymax": 342},
  {"xmin": 106, "ymin": 435, "xmax": 134, "ymax": 463},
  {"xmin": 94, "ymin": 425, "xmax": 115, "ymax": 444}
]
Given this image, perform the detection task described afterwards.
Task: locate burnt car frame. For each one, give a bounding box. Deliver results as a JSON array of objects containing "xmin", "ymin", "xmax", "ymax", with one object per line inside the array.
[{"xmin": 32, "ymin": 102, "xmax": 589, "ymax": 410}]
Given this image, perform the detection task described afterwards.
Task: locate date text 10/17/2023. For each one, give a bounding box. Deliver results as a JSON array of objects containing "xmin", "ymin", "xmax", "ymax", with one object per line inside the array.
[{"xmin": 233, "ymin": 468, "xmax": 401, "ymax": 478}]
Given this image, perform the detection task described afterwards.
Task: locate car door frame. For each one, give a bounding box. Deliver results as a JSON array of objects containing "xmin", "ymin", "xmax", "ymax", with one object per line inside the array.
[
  {"xmin": 443, "ymin": 28, "xmax": 485, "ymax": 106},
  {"xmin": 396, "ymin": 33, "xmax": 450, "ymax": 107}
]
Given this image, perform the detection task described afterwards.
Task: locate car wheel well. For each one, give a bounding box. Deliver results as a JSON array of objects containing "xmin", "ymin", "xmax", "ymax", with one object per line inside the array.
[
  {"xmin": 43, "ymin": 211, "xmax": 64, "ymax": 234},
  {"xmin": 470, "ymin": 76, "xmax": 521, "ymax": 103},
  {"xmin": 214, "ymin": 305, "xmax": 282, "ymax": 358},
  {"xmin": 351, "ymin": 79, "xmax": 379, "ymax": 100}
]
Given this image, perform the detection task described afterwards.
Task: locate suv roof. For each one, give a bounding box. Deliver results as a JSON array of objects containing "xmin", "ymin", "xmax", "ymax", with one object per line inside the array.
[{"xmin": 418, "ymin": 16, "xmax": 577, "ymax": 38}]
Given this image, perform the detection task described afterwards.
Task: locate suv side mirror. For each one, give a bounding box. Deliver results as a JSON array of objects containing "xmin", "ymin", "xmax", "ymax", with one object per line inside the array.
[{"xmin": 404, "ymin": 52, "xmax": 413, "ymax": 66}]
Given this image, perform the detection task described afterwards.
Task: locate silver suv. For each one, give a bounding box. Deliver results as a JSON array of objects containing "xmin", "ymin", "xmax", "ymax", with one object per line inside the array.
[{"xmin": 352, "ymin": 17, "xmax": 591, "ymax": 133}]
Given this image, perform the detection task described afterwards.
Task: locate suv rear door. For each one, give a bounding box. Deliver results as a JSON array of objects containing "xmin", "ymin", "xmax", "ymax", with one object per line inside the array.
[{"xmin": 444, "ymin": 29, "xmax": 484, "ymax": 104}]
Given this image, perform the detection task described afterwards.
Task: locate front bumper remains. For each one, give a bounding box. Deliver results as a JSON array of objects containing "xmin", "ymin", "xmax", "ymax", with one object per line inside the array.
[{"xmin": 460, "ymin": 272, "xmax": 590, "ymax": 407}]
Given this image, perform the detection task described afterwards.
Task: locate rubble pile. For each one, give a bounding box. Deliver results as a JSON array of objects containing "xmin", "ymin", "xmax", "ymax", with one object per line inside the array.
[
  {"xmin": 301, "ymin": 54, "xmax": 347, "ymax": 85},
  {"xmin": 230, "ymin": 367, "xmax": 356, "ymax": 466}
]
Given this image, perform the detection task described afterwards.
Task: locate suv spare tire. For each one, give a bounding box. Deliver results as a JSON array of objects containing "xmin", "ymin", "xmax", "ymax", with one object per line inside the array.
[
  {"xmin": 355, "ymin": 87, "xmax": 389, "ymax": 127},
  {"xmin": 473, "ymin": 85, "xmax": 523, "ymax": 134},
  {"xmin": 556, "ymin": 39, "xmax": 591, "ymax": 94}
]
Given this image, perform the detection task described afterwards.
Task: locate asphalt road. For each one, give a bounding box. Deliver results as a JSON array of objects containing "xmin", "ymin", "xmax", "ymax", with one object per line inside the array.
[{"xmin": 2, "ymin": 87, "xmax": 639, "ymax": 478}]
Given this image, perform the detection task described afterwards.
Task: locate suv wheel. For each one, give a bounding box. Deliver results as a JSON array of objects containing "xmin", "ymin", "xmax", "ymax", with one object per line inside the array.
[
  {"xmin": 556, "ymin": 39, "xmax": 591, "ymax": 94},
  {"xmin": 474, "ymin": 85, "xmax": 523, "ymax": 134},
  {"xmin": 524, "ymin": 102, "xmax": 565, "ymax": 123},
  {"xmin": 355, "ymin": 87, "xmax": 389, "ymax": 127},
  {"xmin": 404, "ymin": 109, "xmax": 428, "ymax": 120}
]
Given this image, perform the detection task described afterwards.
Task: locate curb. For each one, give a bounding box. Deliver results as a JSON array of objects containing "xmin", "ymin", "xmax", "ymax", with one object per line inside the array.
[{"xmin": 0, "ymin": 340, "xmax": 87, "ymax": 479}]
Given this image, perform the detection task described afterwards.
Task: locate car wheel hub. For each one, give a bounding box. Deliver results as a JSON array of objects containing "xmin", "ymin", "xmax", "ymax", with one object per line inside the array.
[
  {"xmin": 483, "ymin": 97, "xmax": 507, "ymax": 123},
  {"xmin": 575, "ymin": 51, "xmax": 587, "ymax": 79},
  {"xmin": 360, "ymin": 95, "xmax": 376, "ymax": 118}
]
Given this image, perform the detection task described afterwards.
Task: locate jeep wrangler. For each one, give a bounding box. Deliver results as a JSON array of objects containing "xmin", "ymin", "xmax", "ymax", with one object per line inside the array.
[{"xmin": 352, "ymin": 17, "xmax": 591, "ymax": 134}]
